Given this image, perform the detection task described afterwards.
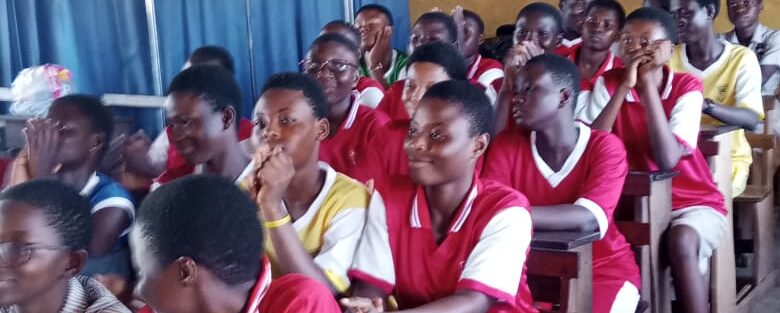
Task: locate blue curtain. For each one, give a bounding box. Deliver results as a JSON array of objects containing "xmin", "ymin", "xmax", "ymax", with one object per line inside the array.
[
  {"xmin": 0, "ymin": 0, "xmax": 159, "ymax": 134},
  {"xmin": 353, "ymin": 0, "xmax": 410, "ymax": 51}
]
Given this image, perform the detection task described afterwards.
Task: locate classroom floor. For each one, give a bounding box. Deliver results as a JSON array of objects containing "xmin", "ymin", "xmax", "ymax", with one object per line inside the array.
[{"xmin": 750, "ymin": 210, "xmax": 780, "ymax": 312}]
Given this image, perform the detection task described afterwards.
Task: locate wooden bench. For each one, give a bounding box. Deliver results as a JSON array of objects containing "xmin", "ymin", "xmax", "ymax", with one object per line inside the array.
[
  {"xmin": 699, "ymin": 125, "xmax": 738, "ymax": 313},
  {"xmin": 527, "ymin": 231, "xmax": 600, "ymax": 313},
  {"xmin": 616, "ymin": 171, "xmax": 676, "ymax": 313}
]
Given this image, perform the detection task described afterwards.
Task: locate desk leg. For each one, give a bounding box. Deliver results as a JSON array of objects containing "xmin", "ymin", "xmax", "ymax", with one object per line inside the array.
[
  {"xmin": 709, "ymin": 132, "xmax": 737, "ymax": 313},
  {"xmin": 648, "ymin": 181, "xmax": 673, "ymax": 313},
  {"xmin": 566, "ymin": 244, "xmax": 593, "ymax": 313}
]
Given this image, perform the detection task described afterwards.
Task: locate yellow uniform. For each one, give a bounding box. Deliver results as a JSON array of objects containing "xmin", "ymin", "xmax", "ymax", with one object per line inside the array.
[{"xmin": 670, "ymin": 40, "xmax": 764, "ymax": 197}]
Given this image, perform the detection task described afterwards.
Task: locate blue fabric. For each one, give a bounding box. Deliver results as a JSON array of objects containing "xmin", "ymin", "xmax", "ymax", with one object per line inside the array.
[{"xmin": 353, "ymin": 0, "xmax": 411, "ymax": 51}]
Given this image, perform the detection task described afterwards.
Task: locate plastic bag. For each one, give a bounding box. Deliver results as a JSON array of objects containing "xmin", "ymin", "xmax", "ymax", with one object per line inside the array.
[{"xmin": 9, "ymin": 64, "xmax": 73, "ymax": 117}]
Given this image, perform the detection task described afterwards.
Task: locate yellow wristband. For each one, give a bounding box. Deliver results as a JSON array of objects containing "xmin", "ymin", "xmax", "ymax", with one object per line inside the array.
[{"xmin": 264, "ymin": 214, "xmax": 291, "ymax": 229}]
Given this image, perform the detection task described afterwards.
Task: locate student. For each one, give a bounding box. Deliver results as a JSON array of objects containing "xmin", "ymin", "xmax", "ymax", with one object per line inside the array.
[
  {"xmin": 408, "ymin": 12, "xmax": 459, "ymax": 55},
  {"xmin": 581, "ymin": 8, "xmax": 726, "ymax": 313},
  {"xmin": 462, "ymin": 10, "xmax": 505, "ymax": 92},
  {"xmin": 495, "ymin": 2, "xmax": 564, "ymax": 133},
  {"xmin": 162, "ymin": 65, "xmax": 251, "ymax": 187},
  {"xmin": 355, "ymin": 4, "xmax": 408, "ymax": 87},
  {"xmin": 0, "ymin": 180, "xmax": 130, "ymax": 313},
  {"xmin": 668, "ymin": 0, "xmax": 763, "ymax": 197},
  {"xmin": 9, "ymin": 95, "xmax": 136, "ymax": 294},
  {"xmin": 121, "ymin": 46, "xmax": 254, "ymax": 189},
  {"xmin": 320, "ymin": 20, "xmax": 385, "ymax": 108},
  {"xmin": 343, "ymin": 80, "xmax": 536, "ymax": 313},
  {"xmin": 244, "ymin": 72, "xmax": 368, "ymax": 295},
  {"xmin": 567, "ymin": 0, "xmax": 626, "ymax": 116},
  {"xmin": 357, "ymin": 42, "xmax": 468, "ymax": 182},
  {"xmin": 483, "ymin": 54, "xmax": 640, "ymax": 313},
  {"xmin": 302, "ymin": 33, "xmax": 389, "ymax": 178},
  {"xmin": 722, "ymin": 0, "xmax": 780, "ymax": 131},
  {"xmin": 556, "ymin": 0, "xmax": 595, "ymax": 56},
  {"xmin": 130, "ymin": 175, "xmax": 340, "ymax": 313}
]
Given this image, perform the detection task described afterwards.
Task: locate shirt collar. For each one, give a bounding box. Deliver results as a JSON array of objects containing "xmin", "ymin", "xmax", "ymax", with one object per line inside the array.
[
  {"xmin": 243, "ymin": 258, "xmax": 273, "ymax": 313},
  {"xmin": 467, "ymin": 54, "xmax": 483, "ymax": 79},
  {"xmin": 78, "ymin": 172, "xmax": 100, "ymax": 197},
  {"xmin": 410, "ymin": 176, "xmax": 481, "ymax": 233}
]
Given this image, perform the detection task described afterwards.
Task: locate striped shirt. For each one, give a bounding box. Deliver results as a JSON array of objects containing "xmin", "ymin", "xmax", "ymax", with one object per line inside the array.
[{"xmin": 0, "ymin": 276, "xmax": 130, "ymax": 313}]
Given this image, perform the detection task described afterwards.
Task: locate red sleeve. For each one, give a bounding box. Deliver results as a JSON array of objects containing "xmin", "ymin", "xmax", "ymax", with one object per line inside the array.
[
  {"xmin": 481, "ymin": 130, "xmax": 519, "ymax": 187},
  {"xmin": 260, "ymin": 274, "xmax": 341, "ymax": 313},
  {"xmin": 577, "ymin": 132, "xmax": 628, "ymax": 232},
  {"xmin": 376, "ymin": 81, "xmax": 409, "ymax": 122}
]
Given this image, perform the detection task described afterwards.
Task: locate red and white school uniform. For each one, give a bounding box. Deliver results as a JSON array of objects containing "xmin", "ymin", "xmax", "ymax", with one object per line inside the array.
[
  {"xmin": 355, "ymin": 76, "xmax": 385, "ymax": 109},
  {"xmin": 349, "ymin": 176, "xmax": 538, "ymax": 313},
  {"xmin": 319, "ymin": 93, "xmax": 389, "ymax": 179},
  {"xmin": 580, "ymin": 67, "xmax": 726, "ymax": 215},
  {"xmin": 376, "ymin": 80, "xmax": 408, "ymax": 122},
  {"xmin": 139, "ymin": 258, "xmax": 341, "ymax": 313},
  {"xmin": 554, "ymin": 37, "xmax": 583, "ymax": 57},
  {"xmin": 482, "ymin": 123, "xmax": 641, "ymax": 313},
  {"xmin": 353, "ymin": 119, "xmax": 410, "ymax": 183},
  {"xmin": 468, "ymin": 55, "xmax": 505, "ymax": 95},
  {"xmin": 562, "ymin": 44, "xmax": 623, "ymax": 118}
]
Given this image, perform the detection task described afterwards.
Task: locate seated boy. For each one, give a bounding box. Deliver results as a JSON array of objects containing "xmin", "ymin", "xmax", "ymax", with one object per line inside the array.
[
  {"xmin": 244, "ymin": 72, "xmax": 368, "ymax": 295},
  {"xmin": 302, "ymin": 33, "xmax": 389, "ymax": 178},
  {"xmin": 567, "ymin": 0, "xmax": 626, "ymax": 116},
  {"xmin": 0, "ymin": 180, "xmax": 130, "ymax": 312},
  {"xmin": 354, "ymin": 4, "xmax": 408, "ymax": 87},
  {"xmin": 9, "ymin": 95, "xmax": 136, "ymax": 298},
  {"xmin": 556, "ymin": 0, "xmax": 595, "ymax": 56},
  {"xmin": 483, "ymin": 54, "xmax": 641, "ymax": 313},
  {"xmin": 581, "ymin": 7, "xmax": 726, "ymax": 313},
  {"xmin": 131, "ymin": 175, "xmax": 340, "ymax": 313},
  {"xmin": 495, "ymin": 2, "xmax": 564, "ymax": 133},
  {"xmin": 669, "ymin": 0, "xmax": 764, "ymax": 197},
  {"xmin": 320, "ymin": 20, "xmax": 385, "ymax": 108},
  {"xmin": 462, "ymin": 10, "xmax": 505, "ymax": 92}
]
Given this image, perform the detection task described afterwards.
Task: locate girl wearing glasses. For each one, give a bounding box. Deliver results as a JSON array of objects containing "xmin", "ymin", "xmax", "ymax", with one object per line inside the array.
[
  {"xmin": 302, "ymin": 33, "xmax": 389, "ymax": 180},
  {"xmin": 0, "ymin": 180, "xmax": 130, "ymax": 313}
]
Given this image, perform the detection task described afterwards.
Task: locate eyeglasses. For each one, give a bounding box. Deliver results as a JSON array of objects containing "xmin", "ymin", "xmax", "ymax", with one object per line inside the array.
[
  {"xmin": 299, "ymin": 59, "xmax": 357, "ymax": 74},
  {"xmin": 0, "ymin": 242, "xmax": 67, "ymax": 267},
  {"xmin": 727, "ymin": 0, "xmax": 757, "ymax": 9}
]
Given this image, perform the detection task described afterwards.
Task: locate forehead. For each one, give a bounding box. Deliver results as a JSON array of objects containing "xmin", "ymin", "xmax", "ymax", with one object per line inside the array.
[
  {"xmin": 255, "ymin": 88, "xmax": 314, "ymax": 115},
  {"xmin": 47, "ymin": 101, "xmax": 84, "ymax": 120},
  {"xmin": 524, "ymin": 63, "xmax": 554, "ymax": 82},
  {"xmin": 407, "ymin": 62, "xmax": 448, "ymax": 79},
  {"xmin": 308, "ymin": 41, "xmax": 358, "ymax": 61},
  {"xmin": 670, "ymin": 0, "xmax": 701, "ymax": 9},
  {"xmin": 516, "ymin": 12, "xmax": 558, "ymax": 30},
  {"xmin": 414, "ymin": 97, "xmax": 469, "ymax": 125},
  {"xmin": 623, "ymin": 19, "xmax": 667, "ymax": 39},
  {"xmin": 356, "ymin": 9, "xmax": 388, "ymax": 23},
  {"xmin": 0, "ymin": 201, "xmax": 57, "ymax": 242},
  {"xmin": 587, "ymin": 6, "xmax": 620, "ymax": 19}
]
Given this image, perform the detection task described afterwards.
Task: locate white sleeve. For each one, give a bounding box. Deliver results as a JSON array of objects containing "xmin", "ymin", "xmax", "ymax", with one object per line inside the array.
[
  {"xmin": 313, "ymin": 206, "xmax": 367, "ymax": 292},
  {"xmin": 147, "ymin": 132, "xmax": 169, "ymax": 166},
  {"xmin": 574, "ymin": 198, "xmax": 609, "ymax": 240},
  {"xmin": 759, "ymin": 31, "xmax": 780, "ymax": 66},
  {"xmin": 349, "ymin": 191, "xmax": 396, "ymax": 288},
  {"xmin": 669, "ymin": 91, "xmax": 704, "ymax": 148},
  {"xmin": 477, "ymin": 68, "xmax": 505, "ymax": 89},
  {"xmin": 735, "ymin": 51, "xmax": 765, "ymax": 118},
  {"xmin": 92, "ymin": 197, "xmax": 135, "ymax": 219},
  {"xmin": 574, "ymin": 90, "xmax": 592, "ymax": 121},
  {"xmin": 579, "ymin": 76, "xmax": 610, "ymax": 125},
  {"xmin": 459, "ymin": 207, "xmax": 532, "ymax": 299},
  {"xmin": 358, "ymin": 87, "xmax": 385, "ymax": 109}
]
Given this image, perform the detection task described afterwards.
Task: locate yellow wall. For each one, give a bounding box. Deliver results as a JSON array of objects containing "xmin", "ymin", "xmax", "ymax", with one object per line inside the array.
[{"xmin": 409, "ymin": 0, "xmax": 780, "ymax": 37}]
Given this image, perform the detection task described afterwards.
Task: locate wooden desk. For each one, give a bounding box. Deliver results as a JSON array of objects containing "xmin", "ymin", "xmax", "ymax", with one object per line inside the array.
[
  {"xmin": 617, "ymin": 171, "xmax": 676, "ymax": 313},
  {"xmin": 528, "ymin": 231, "xmax": 600, "ymax": 313},
  {"xmin": 698, "ymin": 125, "xmax": 738, "ymax": 313}
]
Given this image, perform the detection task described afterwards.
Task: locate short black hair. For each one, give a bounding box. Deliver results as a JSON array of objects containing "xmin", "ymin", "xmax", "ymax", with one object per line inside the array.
[
  {"xmin": 414, "ymin": 12, "xmax": 459, "ymax": 44},
  {"xmin": 517, "ymin": 2, "xmax": 564, "ymax": 33},
  {"xmin": 407, "ymin": 41, "xmax": 468, "ymax": 80},
  {"xmin": 625, "ymin": 7, "xmax": 679, "ymax": 43},
  {"xmin": 189, "ymin": 45, "xmax": 235, "ymax": 74},
  {"xmin": 463, "ymin": 9, "xmax": 485, "ymax": 34},
  {"xmin": 0, "ymin": 180, "xmax": 92, "ymax": 251},
  {"xmin": 52, "ymin": 94, "xmax": 114, "ymax": 157},
  {"xmin": 423, "ymin": 80, "xmax": 494, "ymax": 138},
  {"xmin": 356, "ymin": 4, "xmax": 394, "ymax": 26},
  {"xmin": 135, "ymin": 175, "xmax": 263, "ymax": 286},
  {"xmin": 167, "ymin": 65, "xmax": 242, "ymax": 120},
  {"xmin": 310, "ymin": 33, "xmax": 361, "ymax": 60},
  {"xmin": 259, "ymin": 72, "xmax": 328, "ymax": 119},
  {"xmin": 693, "ymin": 0, "xmax": 720, "ymax": 17},
  {"xmin": 588, "ymin": 0, "xmax": 627, "ymax": 29},
  {"xmin": 526, "ymin": 54, "xmax": 581, "ymax": 109},
  {"xmin": 322, "ymin": 20, "xmax": 362, "ymax": 48}
]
